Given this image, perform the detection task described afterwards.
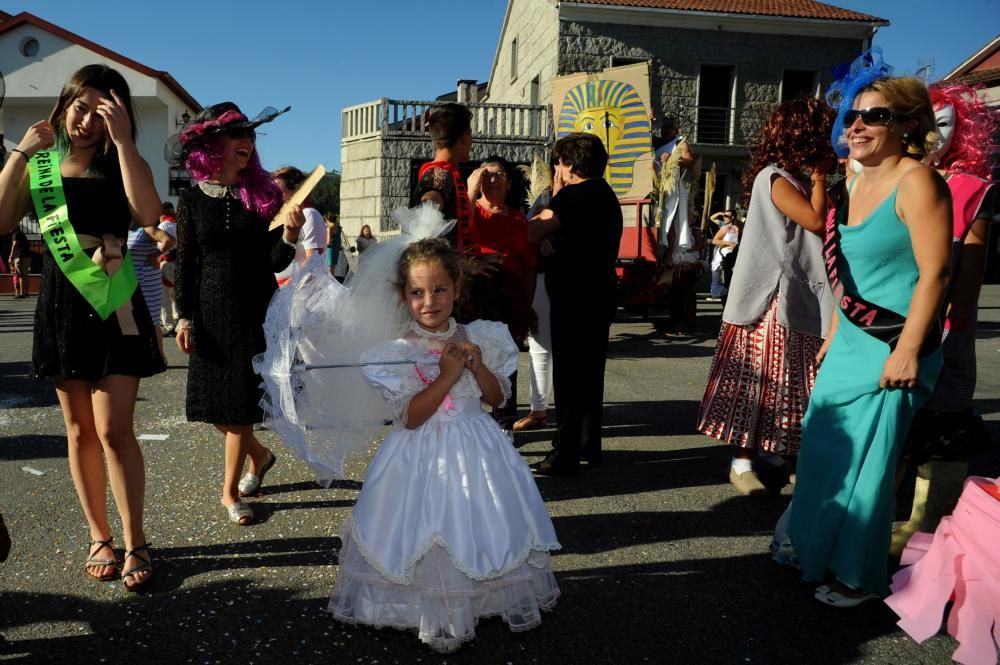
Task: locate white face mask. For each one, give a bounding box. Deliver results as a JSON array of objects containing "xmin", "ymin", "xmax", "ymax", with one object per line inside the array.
[{"xmin": 929, "ymin": 103, "xmax": 957, "ymax": 165}]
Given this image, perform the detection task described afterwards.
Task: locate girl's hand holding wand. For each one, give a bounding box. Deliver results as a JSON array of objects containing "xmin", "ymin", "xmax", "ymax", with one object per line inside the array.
[{"xmin": 438, "ymin": 343, "xmax": 470, "ymax": 385}]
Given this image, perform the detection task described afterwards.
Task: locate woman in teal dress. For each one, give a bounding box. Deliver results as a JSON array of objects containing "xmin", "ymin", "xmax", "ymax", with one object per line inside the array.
[{"xmin": 788, "ymin": 76, "xmax": 953, "ymax": 606}]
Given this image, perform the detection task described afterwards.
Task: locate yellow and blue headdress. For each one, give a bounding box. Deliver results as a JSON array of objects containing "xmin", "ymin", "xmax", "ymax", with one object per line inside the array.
[{"xmin": 558, "ymin": 79, "xmax": 651, "ymax": 195}]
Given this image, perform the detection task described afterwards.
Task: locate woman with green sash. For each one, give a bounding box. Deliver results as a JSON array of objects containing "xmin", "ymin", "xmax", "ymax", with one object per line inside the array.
[
  {"xmin": 788, "ymin": 73, "xmax": 952, "ymax": 606},
  {"xmin": 0, "ymin": 65, "xmax": 165, "ymax": 590}
]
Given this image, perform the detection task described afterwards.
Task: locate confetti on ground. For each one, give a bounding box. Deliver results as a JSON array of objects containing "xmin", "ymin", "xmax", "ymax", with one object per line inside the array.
[
  {"xmin": 138, "ymin": 434, "xmax": 170, "ymax": 441},
  {"xmin": 21, "ymin": 466, "xmax": 45, "ymax": 476}
]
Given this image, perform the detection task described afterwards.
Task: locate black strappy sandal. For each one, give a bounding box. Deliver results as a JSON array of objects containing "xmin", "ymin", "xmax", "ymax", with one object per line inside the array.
[
  {"xmin": 121, "ymin": 543, "xmax": 154, "ymax": 592},
  {"xmin": 85, "ymin": 538, "xmax": 118, "ymax": 582}
]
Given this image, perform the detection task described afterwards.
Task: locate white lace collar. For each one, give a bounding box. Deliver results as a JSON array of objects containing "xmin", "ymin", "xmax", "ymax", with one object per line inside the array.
[
  {"xmin": 409, "ymin": 318, "xmax": 457, "ymax": 340},
  {"xmin": 198, "ymin": 181, "xmax": 241, "ymax": 199}
]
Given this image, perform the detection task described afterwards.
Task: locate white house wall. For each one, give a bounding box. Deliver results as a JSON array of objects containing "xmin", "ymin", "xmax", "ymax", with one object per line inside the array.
[
  {"xmin": 485, "ymin": 0, "xmax": 559, "ymax": 106},
  {"xmin": 0, "ymin": 23, "xmax": 196, "ymax": 205}
]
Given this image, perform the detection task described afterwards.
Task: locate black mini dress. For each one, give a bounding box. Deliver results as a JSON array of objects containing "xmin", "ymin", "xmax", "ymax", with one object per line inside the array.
[{"xmin": 32, "ymin": 176, "xmax": 166, "ymax": 381}]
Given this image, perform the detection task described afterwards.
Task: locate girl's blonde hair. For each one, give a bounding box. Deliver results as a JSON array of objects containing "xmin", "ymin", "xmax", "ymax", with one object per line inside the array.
[{"xmin": 862, "ymin": 77, "xmax": 937, "ymax": 158}]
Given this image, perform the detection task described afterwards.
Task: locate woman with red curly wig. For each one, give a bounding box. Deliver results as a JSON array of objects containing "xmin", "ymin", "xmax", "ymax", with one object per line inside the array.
[
  {"xmin": 698, "ymin": 97, "xmax": 836, "ymax": 496},
  {"xmin": 890, "ymin": 84, "xmax": 998, "ymax": 553}
]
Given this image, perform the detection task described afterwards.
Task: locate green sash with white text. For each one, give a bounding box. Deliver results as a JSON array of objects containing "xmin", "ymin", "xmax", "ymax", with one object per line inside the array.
[{"xmin": 27, "ymin": 150, "xmax": 137, "ymax": 320}]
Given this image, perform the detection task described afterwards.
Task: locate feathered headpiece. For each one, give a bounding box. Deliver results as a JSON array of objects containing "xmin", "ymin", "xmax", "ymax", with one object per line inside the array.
[{"xmin": 826, "ymin": 48, "xmax": 895, "ymax": 157}]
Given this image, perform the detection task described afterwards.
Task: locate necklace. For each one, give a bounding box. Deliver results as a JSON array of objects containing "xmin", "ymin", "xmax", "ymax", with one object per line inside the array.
[{"xmin": 409, "ymin": 318, "xmax": 457, "ymax": 340}]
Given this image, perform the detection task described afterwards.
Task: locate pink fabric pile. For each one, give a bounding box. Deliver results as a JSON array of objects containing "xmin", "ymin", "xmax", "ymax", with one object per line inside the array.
[{"xmin": 886, "ymin": 476, "xmax": 1000, "ymax": 665}]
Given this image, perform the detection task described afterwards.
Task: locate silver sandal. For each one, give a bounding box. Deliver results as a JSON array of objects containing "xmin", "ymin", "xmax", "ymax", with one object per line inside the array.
[
  {"xmin": 223, "ymin": 501, "xmax": 255, "ymax": 525},
  {"xmin": 238, "ymin": 451, "xmax": 276, "ymax": 496}
]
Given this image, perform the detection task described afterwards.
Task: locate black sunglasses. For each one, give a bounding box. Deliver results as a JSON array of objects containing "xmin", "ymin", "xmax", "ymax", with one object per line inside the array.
[
  {"xmin": 225, "ymin": 128, "xmax": 256, "ymax": 140},
  {"xmin": 843, "ymin": 107, "xmax": 903, "ymax": 127}
]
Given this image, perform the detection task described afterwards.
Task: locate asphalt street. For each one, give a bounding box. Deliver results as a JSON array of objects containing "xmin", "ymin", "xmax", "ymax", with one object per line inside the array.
[{"xmin": 2, "ymin": 287, "xmax": 999, "ymax": 665}]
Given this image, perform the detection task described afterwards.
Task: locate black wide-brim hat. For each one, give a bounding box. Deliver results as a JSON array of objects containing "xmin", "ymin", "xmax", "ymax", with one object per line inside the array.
[{"xmin": 164, "ymin": 102, "xmax": 290, "ymax": 165}]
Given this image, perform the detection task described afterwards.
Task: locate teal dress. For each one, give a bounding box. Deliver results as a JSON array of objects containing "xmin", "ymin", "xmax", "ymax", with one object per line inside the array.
[{"xmin": 788, "ymin": 184, "xmax": 943, "ymax": 594}]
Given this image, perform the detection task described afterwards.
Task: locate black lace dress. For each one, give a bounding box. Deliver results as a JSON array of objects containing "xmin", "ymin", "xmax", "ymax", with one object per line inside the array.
[
  {"xmin": 32, "ymin": 177, "xmax": 165, "ymax": 381},
  {"xmin": 175, "ymin": 186, "xmax": 295, "ymax": 425}
]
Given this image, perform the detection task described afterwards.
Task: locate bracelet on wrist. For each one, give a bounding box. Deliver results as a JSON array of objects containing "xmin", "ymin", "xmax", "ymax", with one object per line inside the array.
[{"xmin": 10, "ymin": 148, "xmax": 30, "ymax": 162}]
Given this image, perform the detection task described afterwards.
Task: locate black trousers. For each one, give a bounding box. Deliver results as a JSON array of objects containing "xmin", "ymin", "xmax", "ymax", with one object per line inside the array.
[{"xmin": 548, "ymin": 292, "xmax": 615, "ymax": 468}]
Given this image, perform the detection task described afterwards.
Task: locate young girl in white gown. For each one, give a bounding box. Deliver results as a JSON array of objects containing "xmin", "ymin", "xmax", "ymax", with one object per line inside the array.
[{"xmin": 255, "ymin": 207, "xmax": 559, "ymax": 653}]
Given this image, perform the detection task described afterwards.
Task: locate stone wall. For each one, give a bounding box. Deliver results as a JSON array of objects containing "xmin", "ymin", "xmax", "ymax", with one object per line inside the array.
[
  {"xmin": 558, "ymin": 20, "xmax": 862, "ymax": 205},
  {"xmin": 377, "ymin": 136, "xmax": 549, "ymax": 234},
  {"xmin": 340, "ymin": 137, "xmax": 383, "ymax": 240},
  {"xmin": 341, "ymin": 133, "xmax": 549, "ymax": 239},
  {"xmin": 558, "ymin": 20, "xmax": 859, "ymax": 137},
  {"xmin": 485, "ymin": 0, "xmax": 559, "ymax": 106}
]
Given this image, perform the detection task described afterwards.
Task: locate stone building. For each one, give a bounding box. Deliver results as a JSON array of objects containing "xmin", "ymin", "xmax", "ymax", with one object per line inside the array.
[
  {"xmin": 339, "ymin": 0, "xmax": 886, "ymax": 235},
  {"xmin": 340, "ymin": 92, "xmax": 551, "ymax": 239},
  {"xmin": 484, "ymin": 0, "xmax": 887, "ymax": 210}
]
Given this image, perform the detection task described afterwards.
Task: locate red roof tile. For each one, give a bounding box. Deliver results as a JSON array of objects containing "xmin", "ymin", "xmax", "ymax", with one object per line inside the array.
[
  {"xmin": 566, "ymin": 0, "xmax": 886, "ymax": 23},
  {"xmin": 948, "ymin": 66, "xmax": 1000, "ymax": 86}
]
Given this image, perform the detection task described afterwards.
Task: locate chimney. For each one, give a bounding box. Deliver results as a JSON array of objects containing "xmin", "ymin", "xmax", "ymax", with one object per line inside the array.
[{"xmin": 457, "ymin": 80, "xmax": 479, "ymax": 104}]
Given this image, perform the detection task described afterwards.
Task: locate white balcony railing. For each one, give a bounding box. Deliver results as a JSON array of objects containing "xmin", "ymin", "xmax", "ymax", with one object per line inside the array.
[{"xmin": 342, "ymin": 98, "xmax": 552, "ymax": 142}]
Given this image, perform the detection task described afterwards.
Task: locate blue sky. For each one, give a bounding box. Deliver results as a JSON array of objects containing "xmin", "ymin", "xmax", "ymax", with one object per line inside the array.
[{"xmin": 19, "ymin": 1, "xmax": 999, "ymax": 171}]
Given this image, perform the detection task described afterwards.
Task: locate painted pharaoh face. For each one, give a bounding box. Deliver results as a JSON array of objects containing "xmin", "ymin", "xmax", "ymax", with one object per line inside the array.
[{"xmin": 558, "ymin": 79, "xmax": 651, "ymax": 195}]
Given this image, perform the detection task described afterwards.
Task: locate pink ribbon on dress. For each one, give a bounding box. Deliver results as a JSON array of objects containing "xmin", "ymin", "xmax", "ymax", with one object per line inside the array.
[{"xmin": 415, "ymin": 350, "xmax": 458, "ymax": 415}]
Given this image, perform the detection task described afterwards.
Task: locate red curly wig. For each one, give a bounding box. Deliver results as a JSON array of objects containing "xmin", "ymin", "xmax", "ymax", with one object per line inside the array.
[
  {"xmin": 741, "ymin": 98, "xmax": 836, "ymax": 207},
  {"xmin": 929, "ymin": 83, "xmax": 999, "ymax": 181}
]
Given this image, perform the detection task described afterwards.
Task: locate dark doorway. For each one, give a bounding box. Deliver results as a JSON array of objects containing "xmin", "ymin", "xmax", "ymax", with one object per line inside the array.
[
  {"xmin": 781, "ymin": 70, "xmax": 818, "ymax": 101},
  {"xmin": 696, "ymin": 65, "xmax": 734, "ymax": 144}
]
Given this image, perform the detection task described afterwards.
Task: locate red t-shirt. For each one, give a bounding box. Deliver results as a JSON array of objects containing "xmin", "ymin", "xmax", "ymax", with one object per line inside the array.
[{"xmin": 471, "ymin": 203, "xmax": 537, "ymax": 273}]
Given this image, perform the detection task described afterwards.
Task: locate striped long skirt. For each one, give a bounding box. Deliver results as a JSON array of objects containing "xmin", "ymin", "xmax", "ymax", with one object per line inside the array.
[{"xmin": 697, "ymin": 295, "xmax": 823, "ymax": 456}]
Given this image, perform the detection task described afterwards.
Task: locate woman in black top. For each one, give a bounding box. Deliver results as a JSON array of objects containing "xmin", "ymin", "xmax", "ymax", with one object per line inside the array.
[
  {"xmin": 527, "ymin": 133, "xmax": 623, "ymax": 475},
  {"xmin": 0, "ymin": 65, "xmax": 164, "ymax": 590},
  {"xmin": 173, "ymin": 103, "xmax": 302, "ymax": 526}
]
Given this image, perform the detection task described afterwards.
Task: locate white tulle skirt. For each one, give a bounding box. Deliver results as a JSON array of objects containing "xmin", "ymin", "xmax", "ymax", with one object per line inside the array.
[
  {"xmin": 329, "ymin": 524, "xmax": 560, "ymax": 651},
  {"xmin": 326, "ymin": 410, "xmax": 561, "ymax": 651}
]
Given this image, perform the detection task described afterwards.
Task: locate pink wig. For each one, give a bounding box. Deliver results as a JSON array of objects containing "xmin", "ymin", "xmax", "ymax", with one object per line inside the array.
[
  {"xmin": 185, "ymin": 137, "xmax": 283, "ymax": 218},
  {"xmin": 929, "ymin": 83, "xmax": 999, "ymax": 180}
]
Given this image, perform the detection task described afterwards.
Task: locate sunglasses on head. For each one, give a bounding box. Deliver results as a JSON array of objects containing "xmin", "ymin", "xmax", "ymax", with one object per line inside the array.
[{"xmin": 843, "ymin": 107, "xmax": 903, "ymax": 127}]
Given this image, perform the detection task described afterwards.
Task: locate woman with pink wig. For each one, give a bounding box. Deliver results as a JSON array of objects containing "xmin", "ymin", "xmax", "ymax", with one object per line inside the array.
[
  {"xmin": 890, "ymin": 83, "xmax": 998, "ymax": 553},
  {"xmin": 173, "ymin": 102, "xmax": 303, "ymax": 525}
]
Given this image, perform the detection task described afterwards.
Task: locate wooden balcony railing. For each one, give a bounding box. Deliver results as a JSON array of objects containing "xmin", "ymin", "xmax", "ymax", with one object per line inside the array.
[{"xmin": 342, "ymin": 98, "xmax": 552, "ymax": 142}]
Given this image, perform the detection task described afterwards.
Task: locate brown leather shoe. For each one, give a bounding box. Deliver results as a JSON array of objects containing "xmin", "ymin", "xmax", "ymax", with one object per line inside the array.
[
  {"xmin": 513, "ymin": 412, "xmax": 547, "ymax": 432},
  {"xmin": 729, "ymin": 468, "xmax": 768, "ymax": 496}
]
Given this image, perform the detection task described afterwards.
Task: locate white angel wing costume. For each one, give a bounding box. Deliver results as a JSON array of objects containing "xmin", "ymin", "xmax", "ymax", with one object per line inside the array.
[{"xmin": 253, "ymin": 203, "xmax": 455, "ymax": 483}]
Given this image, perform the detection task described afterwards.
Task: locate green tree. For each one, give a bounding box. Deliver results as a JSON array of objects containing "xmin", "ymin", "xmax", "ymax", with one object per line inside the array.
[{"xmin": 310, "ymin": 171, "xmax": 341, "ymax": 217}]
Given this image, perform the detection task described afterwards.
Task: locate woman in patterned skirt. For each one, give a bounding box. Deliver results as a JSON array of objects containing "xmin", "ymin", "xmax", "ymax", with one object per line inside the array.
[{"xmin": 697, "ymin": 98, "xmax": 836, "ymax": 496}]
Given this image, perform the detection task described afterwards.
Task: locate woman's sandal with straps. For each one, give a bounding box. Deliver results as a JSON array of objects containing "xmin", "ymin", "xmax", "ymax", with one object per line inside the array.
[
  {"xmin": 121, "ymin": 543, "xmax": 154, "ymax": 592},
  {"xmin": 85, "ymin": 538, "xmax": 118, "ymax": 582}
]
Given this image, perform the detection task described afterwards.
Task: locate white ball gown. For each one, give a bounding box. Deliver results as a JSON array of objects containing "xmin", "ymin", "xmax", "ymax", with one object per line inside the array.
[{"xmin": 329, "ymin": 318, "xmax": 560, "ymax": 650}]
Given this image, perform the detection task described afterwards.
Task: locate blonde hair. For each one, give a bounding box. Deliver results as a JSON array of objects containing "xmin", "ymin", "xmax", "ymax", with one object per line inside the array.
[{"xmin": 862, "ymin": 77, "xmax": 937, "ymax": 158}]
